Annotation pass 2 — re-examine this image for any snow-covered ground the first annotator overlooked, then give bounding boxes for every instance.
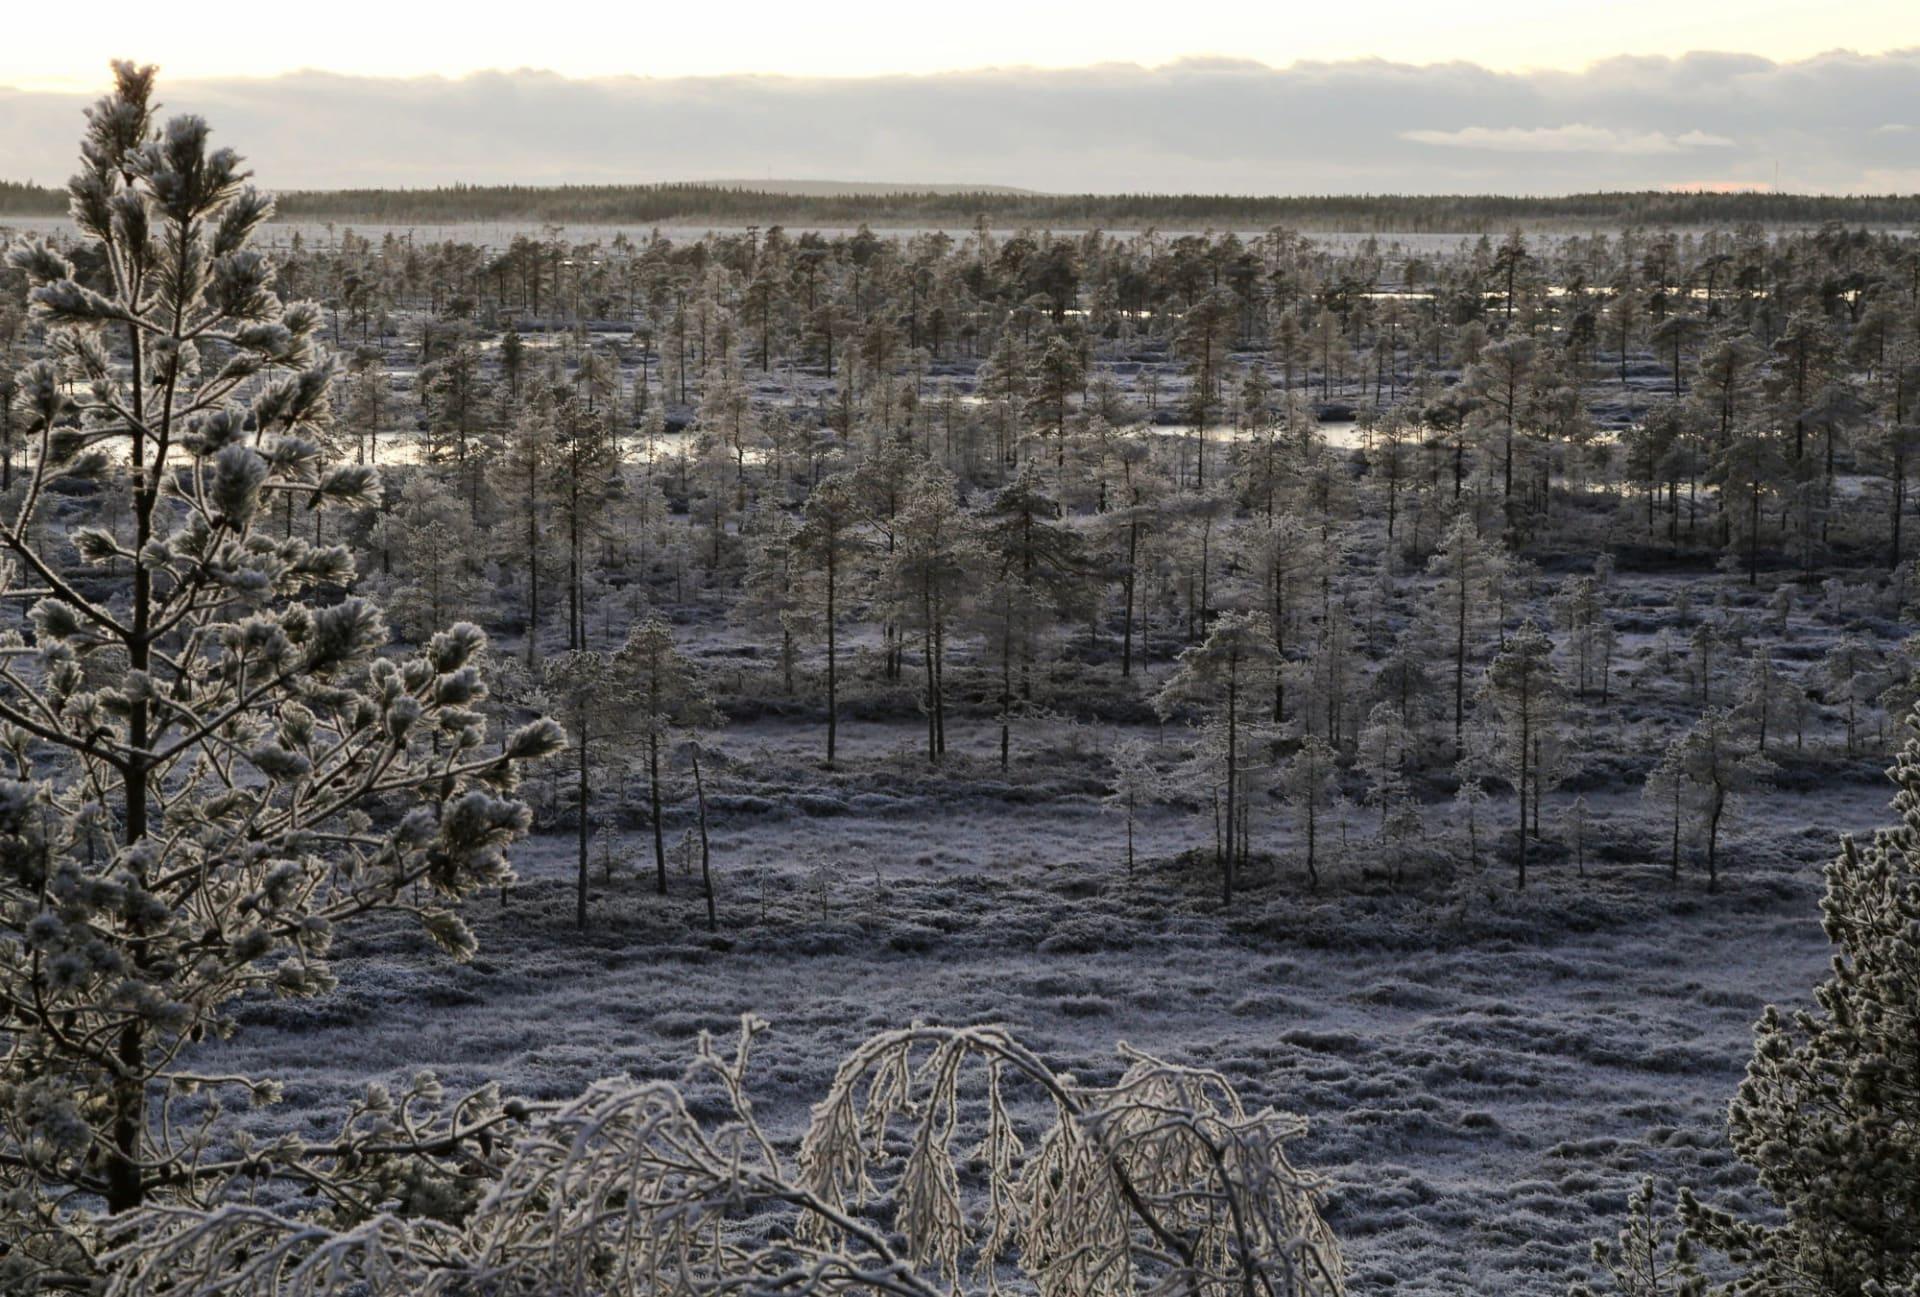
[200,687,1887,1292]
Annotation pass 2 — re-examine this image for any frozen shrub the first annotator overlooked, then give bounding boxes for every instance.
[99,1021,1347,1297]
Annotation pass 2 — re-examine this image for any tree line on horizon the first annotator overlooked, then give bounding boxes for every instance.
[3,176,1919,230]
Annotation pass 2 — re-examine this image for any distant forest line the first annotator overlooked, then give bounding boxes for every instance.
[2,179,1918,231]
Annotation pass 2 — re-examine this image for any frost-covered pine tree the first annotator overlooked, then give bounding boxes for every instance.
[1103,734,1162,876]
[546,389,620,650]
[615,615,716,894]
[540,648,630,928]
[793,472,863,766]
[1482,621,1562,888]
[1425,512,1503,754]
[487,386,559,665]
[977,466,1085,704]
[884,465,974,764]
[1562,793,1593,879]
[1689,617,1727,706]
[1356,700,1413,832]
[1371,627,1443,757]
[379,471,481,640]
[1378,796,1426,888]
[1644,732,1692,883]
[1667,708,1770,891]
[1156,610,1275,903]
[1572,1177,1702,1297]
[1820,633,1883,757]
[733,502,804,694]
[1451,755,1497,867]
[1295,596,1362,749]
[1673,719,1920,1294]
[1551,572,1612,700]
[970,574,1050,770]
[1730,646,1798,754]
[1280,732,1340,887]
[0,63,562,1277]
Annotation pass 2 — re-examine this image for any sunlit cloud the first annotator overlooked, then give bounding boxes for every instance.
[1665,179,1773,192]
[1403,125,1735,154]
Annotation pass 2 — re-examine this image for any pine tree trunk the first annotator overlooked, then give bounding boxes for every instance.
[923,582,937,764]
[1516,682,1531,890]
[693,747,715,931]
[576,729,590,930]
[1000,606,1013,771]
[825,544,838,767]
[1305,792,1318,887]
[1454,574,1468,755]
[106,317,166,1214]
[1223,654,1238,906]
[650,733,667,895]
[526,476,540,668]
[1707,794,1722,892]
[1671,784,1683,883]
[933,603,946,757]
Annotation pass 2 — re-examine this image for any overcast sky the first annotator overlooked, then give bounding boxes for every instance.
[1,1,1916,195]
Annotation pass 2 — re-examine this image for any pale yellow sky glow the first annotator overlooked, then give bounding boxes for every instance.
[3,0,1917,89]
